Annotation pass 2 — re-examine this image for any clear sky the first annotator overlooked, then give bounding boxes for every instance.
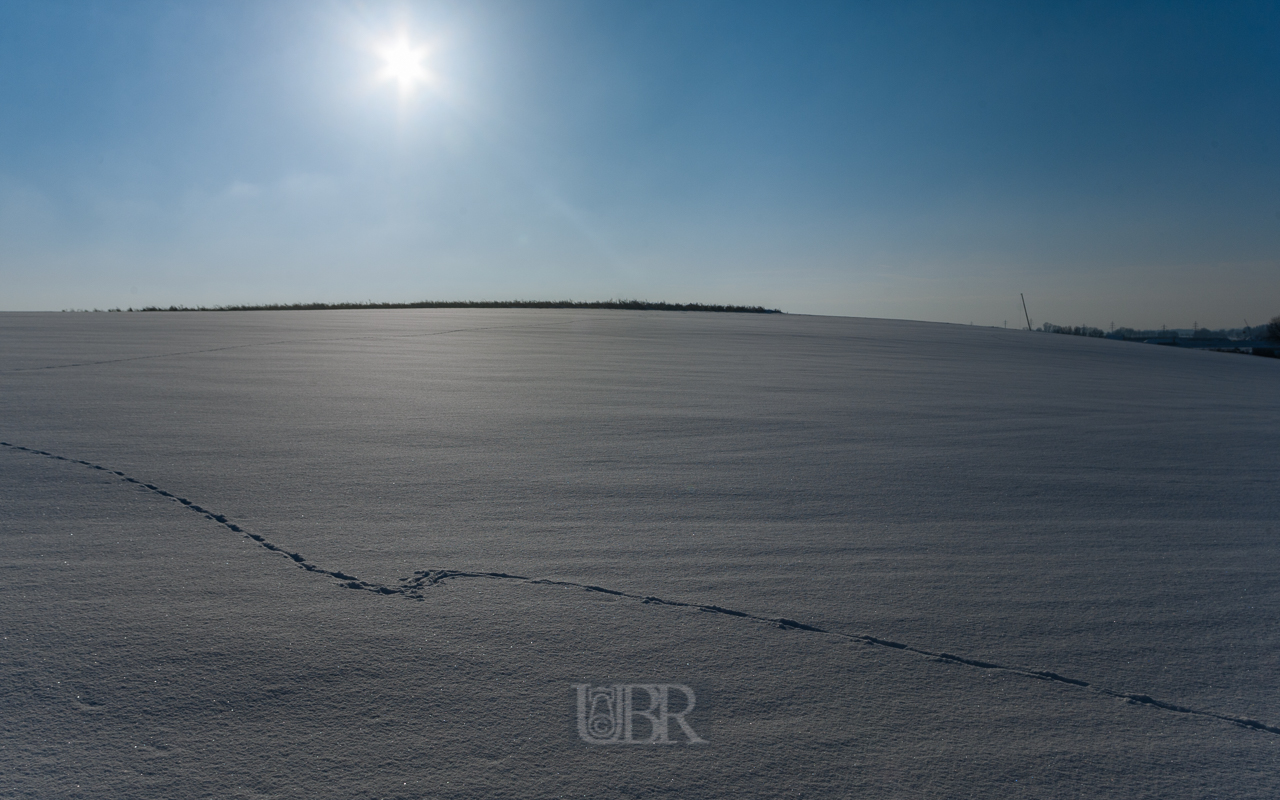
[1,1,1277,327]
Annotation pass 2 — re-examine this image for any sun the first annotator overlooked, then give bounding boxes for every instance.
[375,33,433,95]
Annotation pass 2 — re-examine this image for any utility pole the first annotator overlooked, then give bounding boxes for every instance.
[1021,293,1032,331]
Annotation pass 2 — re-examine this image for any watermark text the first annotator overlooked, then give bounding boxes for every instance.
[575,684,706,744]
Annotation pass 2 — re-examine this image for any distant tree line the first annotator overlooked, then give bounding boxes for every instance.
[1032,315,1279,358]
[1040,323,1107,337]
[1037,315,1280,342]
[127,299,783,314]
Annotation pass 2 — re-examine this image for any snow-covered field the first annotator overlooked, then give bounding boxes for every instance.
[2,309,1277,799]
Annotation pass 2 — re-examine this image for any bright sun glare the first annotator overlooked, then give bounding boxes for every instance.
[375,33,432,95]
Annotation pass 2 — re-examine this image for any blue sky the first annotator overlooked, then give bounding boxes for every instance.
[1,0,1277,326]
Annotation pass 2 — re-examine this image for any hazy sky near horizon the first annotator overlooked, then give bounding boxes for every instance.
[1,1,1278,327]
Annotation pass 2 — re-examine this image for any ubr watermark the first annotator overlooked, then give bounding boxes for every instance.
[575,684,706,744]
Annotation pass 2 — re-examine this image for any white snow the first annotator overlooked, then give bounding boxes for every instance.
[2,309,1277,798]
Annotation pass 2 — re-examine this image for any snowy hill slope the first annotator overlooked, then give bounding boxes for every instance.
[3,309,1277,798]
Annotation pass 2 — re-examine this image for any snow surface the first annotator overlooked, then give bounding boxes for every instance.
[2,309,1277,798]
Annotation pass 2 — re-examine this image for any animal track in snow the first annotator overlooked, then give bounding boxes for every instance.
[4,440,1277,737]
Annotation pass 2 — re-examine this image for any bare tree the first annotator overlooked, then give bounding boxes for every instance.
[1266,315,1280,341]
